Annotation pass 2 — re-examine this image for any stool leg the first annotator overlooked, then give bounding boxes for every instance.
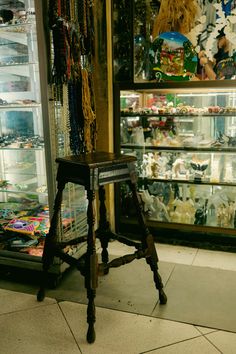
[145,235,167,305]
[128,180,167,304]
[98,186,109,263]
[85,189,98,343]
[37,181,65,302]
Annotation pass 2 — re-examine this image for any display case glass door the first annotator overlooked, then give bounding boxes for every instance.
[0,1,87,268]
[115,82,236,248]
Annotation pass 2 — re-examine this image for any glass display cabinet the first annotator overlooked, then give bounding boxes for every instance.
[112,1,236,248]
[114,81,236,247]
[0,1,87,278]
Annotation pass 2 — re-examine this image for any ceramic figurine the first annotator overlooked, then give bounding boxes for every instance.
[130,126,145,145]
[140,190,155,214]
[194,207,207,225]
[149,196,170,221]
[172,158,186,178]
[190,157,209,181]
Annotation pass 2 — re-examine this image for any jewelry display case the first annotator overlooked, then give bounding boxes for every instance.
[0,1,87,278]
[114,81,236,247]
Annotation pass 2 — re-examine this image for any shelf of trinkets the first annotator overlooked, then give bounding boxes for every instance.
[0,184,47,195]
[121,147,236,185]
[0,100,40,107]
[118,180,236,230]
[121,107,236,116]
[121,117,236,148]
[136,182,236,229]
[0,22,34,31]
[0,135,44,148]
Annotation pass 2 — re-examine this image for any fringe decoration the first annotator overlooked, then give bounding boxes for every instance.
[81,68,96,153]
[152,0,200,38]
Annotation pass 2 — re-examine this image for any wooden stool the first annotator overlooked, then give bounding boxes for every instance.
[37,151,167,343]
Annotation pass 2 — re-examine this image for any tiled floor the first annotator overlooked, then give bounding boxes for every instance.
[1,241,236,353]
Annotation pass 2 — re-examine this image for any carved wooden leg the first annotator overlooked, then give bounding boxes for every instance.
[128,180,167,304]
[37,181,65,302]
[145,235,167,305]
[85,189,98,343]
[98,186,109,263]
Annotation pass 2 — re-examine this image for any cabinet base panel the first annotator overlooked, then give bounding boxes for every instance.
[117,222,236,252]
[0,242,87,286]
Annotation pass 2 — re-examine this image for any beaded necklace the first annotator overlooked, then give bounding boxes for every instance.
[48,0,97,155]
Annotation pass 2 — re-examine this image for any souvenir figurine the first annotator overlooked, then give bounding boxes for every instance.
[130,126,145,145]
[172,158,186,178]
[172,182,180,199]
[141,153,153,177]
[170,198,196,224]
[211,131,226,147]
[149,196,170,222]
[140,189,155,215]
[120,122,130,144]
[190,157,209,181]
[194,207,207,225]
[226,135,236,147]
[216,202,235,228]
[198,28,236,80]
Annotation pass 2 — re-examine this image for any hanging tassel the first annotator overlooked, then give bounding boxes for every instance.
[81,68,96,152]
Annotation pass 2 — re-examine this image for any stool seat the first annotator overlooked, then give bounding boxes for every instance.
[55,151,137,189]
[37,151,167,344]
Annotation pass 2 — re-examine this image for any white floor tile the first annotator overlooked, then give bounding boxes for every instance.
[0,288,56,315]
[147,336,220,354]
[155,243,198,265]
[59,301,200,354]
[104,240,137,256]
[193,249,236,271]
[0,303,80,354]
[206,330,236,353]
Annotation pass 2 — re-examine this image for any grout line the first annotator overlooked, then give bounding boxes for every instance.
[0,301,57,317]
[162,262,176,288]
[138,334,205,354]
[195,326,219,336]
[192,248,200,265]
[203,333,224,353]
[58,302,83,354]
